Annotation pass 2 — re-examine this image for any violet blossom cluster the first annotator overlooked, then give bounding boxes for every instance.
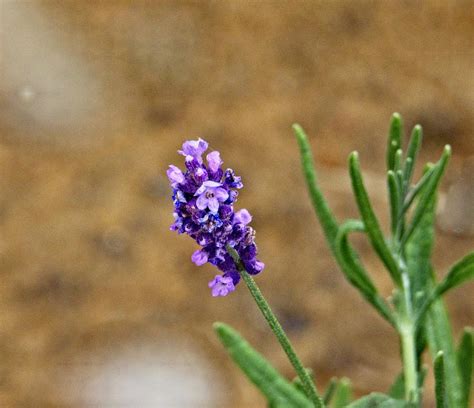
[167,138,264,297]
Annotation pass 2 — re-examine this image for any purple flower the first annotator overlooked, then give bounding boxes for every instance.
[234,209,252,225]
[207,151,223,173]
[195,181,229,213]
[208,275,235,297]
[179,138,208,162]
[168,138,264,296]
[167,165,185,185]
[192,249,208,266]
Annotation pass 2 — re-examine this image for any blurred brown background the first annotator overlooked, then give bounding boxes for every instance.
[0,1,473,407]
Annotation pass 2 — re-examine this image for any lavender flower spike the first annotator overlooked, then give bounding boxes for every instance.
[168,138,265,296]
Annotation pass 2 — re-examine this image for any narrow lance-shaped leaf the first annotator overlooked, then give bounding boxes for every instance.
[293,125,396,327]
[349,151,402,286]
[388,373,405,400]
[387,112,403,171]
[403,125,423,194]
[436,252,474,297]
[293,124,339,253]
[425,292,464,407]
[213,323,313,407]
[346,393,408,407]
[323,378,338,406]
[331,378,353,408]
[402,163,435,215]
[394,149,404,173]
[434,351,447,408]
[402,145,451,245]
[335,220,395,326]
[387,170,401,236]
[417,252,474,324]
[456,328,473,408]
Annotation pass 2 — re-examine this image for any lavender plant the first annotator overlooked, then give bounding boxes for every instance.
[168,114,473,407]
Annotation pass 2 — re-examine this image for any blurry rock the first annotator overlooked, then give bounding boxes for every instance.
[59,336,228,407]
[0,1,141,147]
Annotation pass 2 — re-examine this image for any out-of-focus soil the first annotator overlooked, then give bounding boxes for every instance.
[0,1,473,407]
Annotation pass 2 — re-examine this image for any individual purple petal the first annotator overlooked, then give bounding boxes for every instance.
[234,209,252,225]
[196,194,209,210]
[207,151,223,173]
[213,187,229,201]
[208,275,235,297]
[208,197,219,213]
[167,165,185,185]
[192,249,208,266]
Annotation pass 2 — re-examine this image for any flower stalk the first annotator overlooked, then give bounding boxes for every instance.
[227,246,324,408]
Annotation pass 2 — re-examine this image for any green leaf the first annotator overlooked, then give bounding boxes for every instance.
[335,220,395,325]
[402,125,423,194]
[387,170,401,236]
[346,392,409,407]
[402,145,451,245]
[425,296,464,407]
[434,351,447,408]
[405,180,437,306]
[349,151,401,286]
[388,373,405,400]
[323,378,338,405]
[293,125,397,325]
[403,173,463,407]
[293,125,395,327]
[293,124,340,254]
[402,163,435,214]
[387,113,403,172]
[331,377,352,408]
[394,149,403,173]
[214,322,313,407]
[457,328,473,408]
[436,252,474,297]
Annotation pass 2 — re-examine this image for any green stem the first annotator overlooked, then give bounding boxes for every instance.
[228,247,324,408]
[400,273,419,404]
[401,324,418,403]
